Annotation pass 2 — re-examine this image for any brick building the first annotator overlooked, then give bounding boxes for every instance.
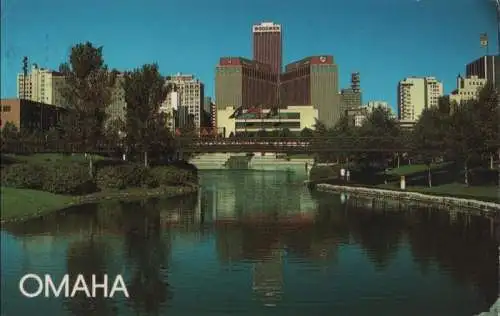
[215,57,279,110]
[280,55,341,127]
[0,99,66,131]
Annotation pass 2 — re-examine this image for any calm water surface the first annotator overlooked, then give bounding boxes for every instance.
[1,168,498,316]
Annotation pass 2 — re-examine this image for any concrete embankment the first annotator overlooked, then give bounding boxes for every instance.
[316,183,500,214]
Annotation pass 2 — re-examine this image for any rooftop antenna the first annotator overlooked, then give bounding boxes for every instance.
[22,56,28,99]
[44,33,49,67]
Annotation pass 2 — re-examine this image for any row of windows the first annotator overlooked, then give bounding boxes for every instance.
[311,65,337,72]
[236,112,300,120]
[2,105,11,112]
[235,121,301,129]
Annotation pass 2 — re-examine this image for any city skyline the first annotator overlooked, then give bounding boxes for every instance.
[1,0,497,112]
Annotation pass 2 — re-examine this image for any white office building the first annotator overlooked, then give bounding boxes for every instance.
[17,64,66,106]
[449,75,487,106]
[164,73,204,130]
[160,90,180,132]
[397,76,443,122]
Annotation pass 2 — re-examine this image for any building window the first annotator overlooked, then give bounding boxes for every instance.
[2,105,11,112]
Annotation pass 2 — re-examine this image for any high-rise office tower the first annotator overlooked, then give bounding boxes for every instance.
[252,22,282,74]
[465,55,499,91]
[280,55,341,127]
[215,57,279,110]
[397,76,443,122]
[165,73,204,129]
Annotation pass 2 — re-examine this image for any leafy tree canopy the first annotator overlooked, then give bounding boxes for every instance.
[122,63,170,154]
[58,42,117,151]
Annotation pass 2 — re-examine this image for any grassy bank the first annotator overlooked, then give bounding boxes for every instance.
[309,163,499,203]
[375,182,499,203]
[1,153,199,223]
[1,185,197,223]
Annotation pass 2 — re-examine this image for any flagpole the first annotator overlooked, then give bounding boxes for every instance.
[496,0,500,54]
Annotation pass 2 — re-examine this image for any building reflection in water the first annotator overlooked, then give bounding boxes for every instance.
[1,170,498,316]
[252,244,284,307]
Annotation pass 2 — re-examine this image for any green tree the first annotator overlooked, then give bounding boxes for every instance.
[104,117,126,158]
[412,107,449,187]
[122,64,170,166]
[331,115,358,166]
[256,129,269,138]
[0,122,20,153]
[357,107,400,172]
[59,42,117,176]
[472,83,499,169]
[300,127,314,138]
[311,119,335,163]
[446,100,482,186]
[279,127,292,138]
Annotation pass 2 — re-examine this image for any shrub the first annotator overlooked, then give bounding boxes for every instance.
[41,162,96,194]
[1,162,96,194]
[96,164,150,190]
[469,167,499,186]
[309,165,338,182]
[152,166,195,186]
[1,163,45,189]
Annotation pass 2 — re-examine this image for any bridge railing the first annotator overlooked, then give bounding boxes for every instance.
[1,136,498,154]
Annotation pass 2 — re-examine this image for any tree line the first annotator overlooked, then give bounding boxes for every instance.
[310,84,499,187]
[1,42,190,174]
[1,41,498,185]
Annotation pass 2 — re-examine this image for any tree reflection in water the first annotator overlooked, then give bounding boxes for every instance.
[121,199,172,316]
[2,187,497,314]
[63,203,118,316]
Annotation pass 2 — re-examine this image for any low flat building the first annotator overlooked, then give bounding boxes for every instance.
[397,119,417,131]
[0,98,66,131]
[345,107,368,127]
[217,105,318,137]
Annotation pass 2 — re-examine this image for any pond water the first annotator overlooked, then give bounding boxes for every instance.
[1,169,498,315]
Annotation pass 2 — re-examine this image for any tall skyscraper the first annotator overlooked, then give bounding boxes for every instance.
[252,22,282,74]
[17,64,66,106]
[280,55,341,127]
[215,57,278,110]
[397,76,443,122]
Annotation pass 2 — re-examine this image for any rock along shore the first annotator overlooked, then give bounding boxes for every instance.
[316,183,500,214]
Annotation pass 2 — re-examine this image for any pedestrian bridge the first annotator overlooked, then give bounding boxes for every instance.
[178,136,412,153]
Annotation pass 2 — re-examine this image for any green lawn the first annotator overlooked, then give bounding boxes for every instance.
[385,163,450,177]
[1,187,74,221]
[376,182,499,203]
[2,153,106,165]
[0,185,198,223]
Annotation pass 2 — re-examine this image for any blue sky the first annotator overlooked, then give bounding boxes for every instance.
[0,0,497,110]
